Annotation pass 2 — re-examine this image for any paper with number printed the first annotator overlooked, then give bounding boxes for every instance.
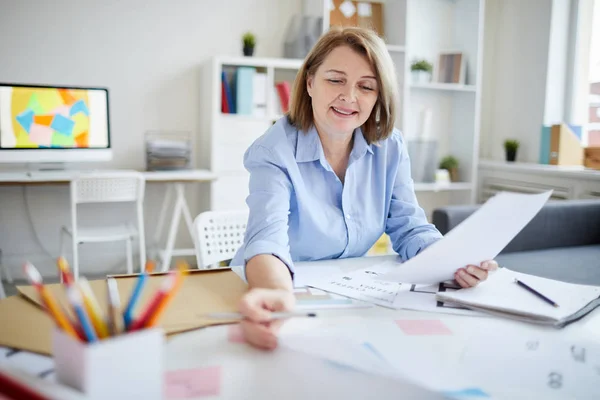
[379,191,552,284]
[461,334,600,399]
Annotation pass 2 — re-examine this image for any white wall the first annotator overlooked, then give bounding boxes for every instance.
[480,0,553,162]
[0,0,301,278]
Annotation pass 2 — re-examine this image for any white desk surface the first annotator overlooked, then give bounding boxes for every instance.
[0,169,217,184]
[1,255,599,399]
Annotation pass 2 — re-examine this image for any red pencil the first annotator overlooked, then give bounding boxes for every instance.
[128,272,176,331]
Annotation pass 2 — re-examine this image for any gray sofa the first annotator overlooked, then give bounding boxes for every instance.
[432,199,600,285]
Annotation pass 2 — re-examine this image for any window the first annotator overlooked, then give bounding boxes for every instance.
[588,0,600,145]
[568,0,600,147]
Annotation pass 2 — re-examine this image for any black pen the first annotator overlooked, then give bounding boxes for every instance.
[514,279,559,308]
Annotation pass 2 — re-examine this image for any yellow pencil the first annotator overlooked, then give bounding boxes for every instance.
[78,278,110,339]
[145,263,188,328]
[23,262,80,341]
[57,256,74,285]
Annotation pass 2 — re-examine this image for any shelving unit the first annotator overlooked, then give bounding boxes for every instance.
[199,56,305,211]
[410,83,477,92]
[200,0,485,215]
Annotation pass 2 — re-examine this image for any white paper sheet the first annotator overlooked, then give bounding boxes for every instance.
[380,191,553,284]
[308,262,484,316]
[293,264,342,288]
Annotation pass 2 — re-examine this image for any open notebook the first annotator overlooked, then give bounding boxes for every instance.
[436,268,600,327]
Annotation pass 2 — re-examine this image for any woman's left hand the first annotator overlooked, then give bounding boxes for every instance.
[454,260,499,288]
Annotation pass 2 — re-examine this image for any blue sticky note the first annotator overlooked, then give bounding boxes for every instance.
[16,109,34,132]
[50,114,75,136]
[69,99,90,116]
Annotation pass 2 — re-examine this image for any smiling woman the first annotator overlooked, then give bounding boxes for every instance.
[230,26,498,350]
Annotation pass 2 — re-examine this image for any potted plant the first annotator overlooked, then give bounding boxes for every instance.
[411,59,433,84]
[242,32,256,56]
[439,155,459,182]
[504,139,520,162]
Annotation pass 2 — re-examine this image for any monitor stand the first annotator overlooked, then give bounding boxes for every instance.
[26,162,67,172]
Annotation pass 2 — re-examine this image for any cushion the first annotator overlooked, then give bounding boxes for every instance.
[495,245,600,285]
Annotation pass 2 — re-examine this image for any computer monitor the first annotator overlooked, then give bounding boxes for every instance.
[0,82,112,164]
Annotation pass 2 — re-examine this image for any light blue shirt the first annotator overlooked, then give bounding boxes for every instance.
[231,117,442,276]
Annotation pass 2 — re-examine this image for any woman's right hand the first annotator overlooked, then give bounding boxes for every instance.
[238,288,296,350]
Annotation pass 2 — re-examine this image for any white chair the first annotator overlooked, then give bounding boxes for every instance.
[59,172,146,280]
[193,210,249,269]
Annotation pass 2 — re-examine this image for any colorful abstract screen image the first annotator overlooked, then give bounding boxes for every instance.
[0,84,109,149]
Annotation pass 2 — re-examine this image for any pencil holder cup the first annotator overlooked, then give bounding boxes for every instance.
[52,327,164,400]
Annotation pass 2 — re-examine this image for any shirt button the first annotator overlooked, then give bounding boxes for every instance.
[345,214,351,220]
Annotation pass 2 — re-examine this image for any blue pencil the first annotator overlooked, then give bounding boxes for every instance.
[67,286,98,343]
[123,273,148,329]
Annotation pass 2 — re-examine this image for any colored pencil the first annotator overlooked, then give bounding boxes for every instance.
[145,260,156,273]
[22,262,80,341]
[106,277,124,336]
[144,267,187,328]
[67,285,98,343]
[123,271,149,329]
[128,272,177,331]
[78,278,110,339]
[205,311,317,320]
[56,256,74,285]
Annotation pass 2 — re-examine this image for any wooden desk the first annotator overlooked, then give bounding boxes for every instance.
[0,255,598,399]
[0,169,217,275]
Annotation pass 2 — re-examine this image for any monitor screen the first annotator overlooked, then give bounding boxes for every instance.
[0,83,110,152]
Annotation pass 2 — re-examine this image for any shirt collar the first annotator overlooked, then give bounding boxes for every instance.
[295,124,324,163]
[295,125,374,163]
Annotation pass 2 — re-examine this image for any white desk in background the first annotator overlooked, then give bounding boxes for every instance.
[1,255,599,399]
[142,170,217,271]
[0,169,217,272]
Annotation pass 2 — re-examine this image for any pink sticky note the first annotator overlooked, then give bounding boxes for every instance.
[227,324,246,343]
[396,319,452,336]
[29,123,54,147]
[165,366,221,399]
[52,105,70,117]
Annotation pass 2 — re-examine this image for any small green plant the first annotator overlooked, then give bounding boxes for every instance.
[439,155,459,171]
[411,59,433,73]
[242,32,256,49]
[504,139,520,151]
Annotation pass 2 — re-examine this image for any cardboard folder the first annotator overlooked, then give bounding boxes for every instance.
[0,269,248,355]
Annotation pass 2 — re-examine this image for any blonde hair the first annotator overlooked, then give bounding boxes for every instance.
[288,26,399,144]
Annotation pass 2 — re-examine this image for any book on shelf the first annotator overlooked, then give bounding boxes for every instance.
[220,66,271,117]
[539,123,583,165]
[275,81,291,114]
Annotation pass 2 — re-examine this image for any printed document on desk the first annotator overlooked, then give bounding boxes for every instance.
[379,191,552,284]
[307,262,484,316]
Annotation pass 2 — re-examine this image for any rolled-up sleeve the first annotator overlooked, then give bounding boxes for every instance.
[242,144,295,276]
[385,135,443,261]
